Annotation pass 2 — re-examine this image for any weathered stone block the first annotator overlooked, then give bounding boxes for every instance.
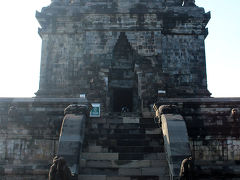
[150,160,168,167]
[78,175,107,180]
[144,153,166,160]
[88,145,107,153]
[106,176,131,180]
[113,160,151,168]
[141,167,168,176]
[118,168,141,176]
[122,117,139,123]
[145,128,162,135]
[82,153,119,160]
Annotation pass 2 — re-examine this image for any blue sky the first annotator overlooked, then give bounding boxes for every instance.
[196,0,240,97]
[0,0,239,97]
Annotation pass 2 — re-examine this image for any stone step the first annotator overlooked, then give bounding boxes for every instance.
[79,167,169,176]
[90,117,156,124]
[82,153,119,161]
[107,113,140,117]
[85,128,162,135]
[80,160,168,169]
[116,139,162,146]
[90,117,141,124]
[84,139,163,148]
[86,128,145,134]
[140,118,157,124]
[85,133,162,140]
[83,145,164,153]
[78,175,170,180]
[87,123,159,129]
[118,153,144,160]
[86,123,160,130]
[108,146,164,153]
[81,153,166,161]
[81,114,168,179]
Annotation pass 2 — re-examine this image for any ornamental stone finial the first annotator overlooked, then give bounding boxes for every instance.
[64,104,93,116]
[182,0,196,7]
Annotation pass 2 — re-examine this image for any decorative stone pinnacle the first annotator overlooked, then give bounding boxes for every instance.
[64,104,93,116]
[182,0,196,7]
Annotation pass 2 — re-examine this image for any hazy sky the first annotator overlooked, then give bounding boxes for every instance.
[0,0,239,97]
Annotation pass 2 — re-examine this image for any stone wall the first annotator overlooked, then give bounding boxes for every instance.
[0,98,75,179]
[156,98,240,177]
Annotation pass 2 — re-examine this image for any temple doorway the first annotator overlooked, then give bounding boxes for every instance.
[113,88,133,112]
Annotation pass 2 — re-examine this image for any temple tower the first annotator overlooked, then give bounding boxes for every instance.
[36,0,210,113]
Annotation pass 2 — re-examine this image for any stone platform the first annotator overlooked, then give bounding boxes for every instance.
[1,97,240,179]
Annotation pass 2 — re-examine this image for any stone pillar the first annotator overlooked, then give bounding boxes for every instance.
[57,104,92,177]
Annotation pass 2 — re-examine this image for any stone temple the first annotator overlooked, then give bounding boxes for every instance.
[0,0,240,179]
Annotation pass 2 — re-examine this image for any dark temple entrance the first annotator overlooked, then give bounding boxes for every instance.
[113,88,133,112]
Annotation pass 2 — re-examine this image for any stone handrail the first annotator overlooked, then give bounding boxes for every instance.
[155,105,191,180]
[57,104,92,178]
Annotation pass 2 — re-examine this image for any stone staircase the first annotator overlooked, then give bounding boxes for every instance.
[79,113,169,180]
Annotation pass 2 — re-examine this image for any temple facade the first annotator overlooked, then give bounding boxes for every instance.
[2,1,240,180]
